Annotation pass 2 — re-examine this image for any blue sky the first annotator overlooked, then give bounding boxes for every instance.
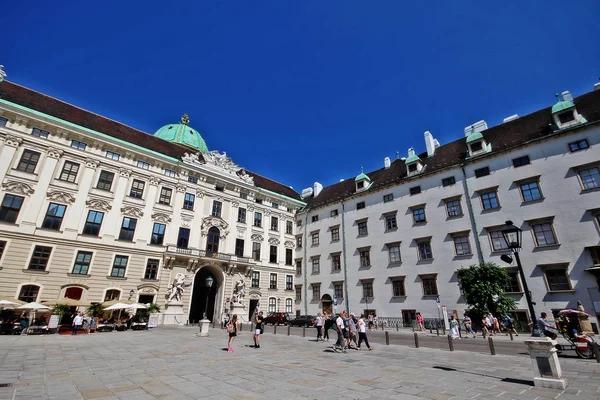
[3,1,599,193]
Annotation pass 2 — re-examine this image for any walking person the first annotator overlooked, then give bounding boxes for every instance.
[357,314,373,350]
[416,312,424,331]
[334,311,347,353]
[367,313,374,331]
[253,311,264,348]
[537,312,557,340]
[493,315,501,335]
[314,312,324,342]
[72,312,84,335]
[373,313,378,331]
[481,314,491,337]
[323,312,331,341]
[449,315,460,339]
[227,314,239,352]
[463,313,476,338]
[505,314,518,336]
[348,313,358,349]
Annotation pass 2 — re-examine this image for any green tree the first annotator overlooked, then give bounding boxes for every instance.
[86,303,104,317]
[456,262,516,316]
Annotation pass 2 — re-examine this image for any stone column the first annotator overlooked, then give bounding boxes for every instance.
[524,338,568,389]
[62,158,100,238]
[99,168,131,240]
[0,135,22,184]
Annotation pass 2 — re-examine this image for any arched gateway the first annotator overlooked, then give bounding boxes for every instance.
[188,266,221,324]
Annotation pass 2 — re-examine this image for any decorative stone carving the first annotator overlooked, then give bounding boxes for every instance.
[182,152,201,164]
[0,65,6,83]
[4,135,22,148]
[151,212,172,223]
[284,240,295,249]
[176,184,187,193]
[247,205,255,211]
[231,274,246,305]
[165,273,192,304]
[239,170,254,184]
[2,181,34,195]
[268,237,280,245]
[121,206,144,218]
[251,233,263,242]
[196,190,206,198]
[46,147,63,159]
[86,198,112,211]
[85,158,100,170]
[119,168,132,178]
[231,200,240,207]
[149,176,161,186]
[47,190,76,204]
[181,217,193,227]
[201,216,229,239]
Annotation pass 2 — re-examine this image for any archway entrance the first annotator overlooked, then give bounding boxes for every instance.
[321,294,333,316]
[189,268,219,324]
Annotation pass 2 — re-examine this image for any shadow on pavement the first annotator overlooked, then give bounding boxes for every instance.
[432,365,534,386]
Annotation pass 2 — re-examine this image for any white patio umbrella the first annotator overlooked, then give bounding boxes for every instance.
[0,299,19,306]
[127,303,147,310]
[18,302,50,329]
[104,303,136,325]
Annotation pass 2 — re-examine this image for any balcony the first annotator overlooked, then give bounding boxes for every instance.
[165,246,252,264]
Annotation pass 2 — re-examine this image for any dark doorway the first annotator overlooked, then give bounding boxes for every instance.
[189,268,218,324]
[402,309,416,327]
[249,299,259,320]
[206,227,220,254]
[138,294,154,305]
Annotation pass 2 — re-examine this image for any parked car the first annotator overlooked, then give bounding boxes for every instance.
[262,312,290,325]
[289,315,317,327]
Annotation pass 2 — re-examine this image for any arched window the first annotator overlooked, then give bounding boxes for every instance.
[104,289,121,302]
[64,287,83,300]
[206,227,220,253]
[285,298,293,313]
[18,285,40,303]
[268,297,276,313]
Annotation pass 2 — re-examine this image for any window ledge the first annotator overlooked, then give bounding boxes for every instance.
[505,291,524,295]
[67,273,91,278]
[268,288,278,291]
[446,214,464,220]
[453,254,473,259]
[22,269,49,274]
[270,230,279,233]
[140,279,159,282]
[357,234,369,238]
[311,272,321,275]
[392,296,407,299]
[285,289,294,291]
[422,295,439,298]
[490,249,510,254]
[481,207,502,213]
[581,187,600,194]
[106,276,127,280]
[330,239,340,243]
[417,258,434,264]
[385,228,398,233]
[388,262,403,266]
[547,290,575,294]
[522,198,545,205]
[331,269,342,273]
[413,221,427,226]
[533,244,561,251]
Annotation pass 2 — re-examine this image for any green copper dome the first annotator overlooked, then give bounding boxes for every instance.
[551,94,575,114]
[466,126,484,143]
[154,114,209,153]
[355,167,370,182]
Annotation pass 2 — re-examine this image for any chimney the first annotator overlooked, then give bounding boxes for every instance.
[503,114,519,123]
[407,147,415,157]
[313,182,323,197]
[464,120,488,137]
[594,83,600,91]
[561,90,573,102]
[301,187,314,199]
[433,139,440,149]
[424,131,437,157]
[384,157,391,169]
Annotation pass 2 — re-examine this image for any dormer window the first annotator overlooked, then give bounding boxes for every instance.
[465,126,490,157]
[357,181,364,189]
[405,148,423,176]
[355,167,372,192]
[470,141,483,153]
[558,111,575,124]
[408,164,417,173]
[551,92,587,130]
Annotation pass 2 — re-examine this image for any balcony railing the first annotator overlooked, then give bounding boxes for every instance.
[166,246,251,264]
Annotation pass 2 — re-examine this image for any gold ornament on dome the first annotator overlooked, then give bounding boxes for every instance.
[181,114,190,125]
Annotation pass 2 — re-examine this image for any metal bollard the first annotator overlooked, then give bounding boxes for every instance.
[458,325,462,338]
[442,325,446,335]
[382,323,385,332]
[302,327,306,337]
[274,325,277,335]
[482,330,487,339]
[414,332,420,348]
[397,323,399,332]
[430,326,433,334]
[592,342,600,363]
[448,335,454,351]
[287,325,291,336]
[436,326,439,336]
[240,323,243,332]
[509,331,514,341]
[212,320,215,329]
[488,336,496,355]
[385,331,389,345]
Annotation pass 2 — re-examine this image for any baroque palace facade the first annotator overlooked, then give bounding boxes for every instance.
[296,85,600,329]
[0,78,305,324]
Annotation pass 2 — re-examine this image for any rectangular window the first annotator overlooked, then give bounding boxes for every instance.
[544,268,571,292]
[489,230,508,251]
[312,258,320,274]
[269,245,277,263]
[383,193,394,202]
[512,155,530,168]
[17,150,40,173]
[164,168,176,178]
[357,181,364,189]
[412,207,426,223]
[235,238,244,257]
[252,242,261,261]
[296,260,302,275]
[297,220,303,227]
[408,164,417,173]
[270,216,278,231]
[118,217,137,241]
[532,222,557,247]
[97,170,115,191]
[409,186,421,195]
[331,209,339,217]
[0,117,8,127]
[188,175,198,184]
[254,212,262,227]
[362,282,373,298]
[111,255,129,277]
[59,161,80,183]
[311,215,318,222]
[268,298,276,312]
[28,245,52,271]
[211,201,222,217]
[0,194,24,223]
[183,193,195,210]
[42,203,66,230]
[286,275,293,290]
[151,223,166,245]
[558,111,575,124]
[72,251,93,275]
[252,271,260,288]
[296,235,302,248]
[453,235,472,255]
[285,248,293,266]
[579,167,600,190]
[417,241,433,260]
[83,210,104,236]
[137,160,150,170]
[470,142,483,153]
[480,191,499,210]
[331,227,339,241]
[106,151,120,161]
[520,181,542,202]
[312,284,320,301]
[311,232,319,245]
[255,198,263,204]
[358,221,368,236]
[215,183,225,192]
[445,199,463,217]
[0,240,6,261]
[31,127,49,138]
[392,280,406,297]
[129,179,145,199]
[144,259,160,280]
[568,139,589,152]
[359,249,371,267]
[270,273,278,289]
[19,285,39,303]
[177,227,190,248]
[331,253,341,271]
[71,140,87,150]
[296,286,302,300]
[237,208,246,223]
[286,220,293,235]
[504,271,521,293]
[475,167,490,178]
[239,192,248,199]
[442,176,456,187]
[158,187,172,205]
[422,277,438,296]
[357,202,365,210]
[388,244,401,264]
[385,214,397,230]
[272,202,279,209]
[334,283,343,299]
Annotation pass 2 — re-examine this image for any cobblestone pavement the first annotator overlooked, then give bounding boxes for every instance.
[0,326,599,400]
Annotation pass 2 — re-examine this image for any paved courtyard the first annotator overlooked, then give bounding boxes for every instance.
[0,326,599,400]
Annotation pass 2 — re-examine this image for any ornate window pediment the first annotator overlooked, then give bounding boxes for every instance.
[201,216,229,238]
[251,233,263,242]
[121,206,144,218]
[47,190,76,204]
[183,150,255,185]
[2,181,35,195]
[86,198,112,211]
[152,212,172,223]
[284,240,296,249]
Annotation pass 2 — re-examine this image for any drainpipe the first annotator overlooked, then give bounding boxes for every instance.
[460,164,484,264]
[302,212,309,315]
[341,201,350,313]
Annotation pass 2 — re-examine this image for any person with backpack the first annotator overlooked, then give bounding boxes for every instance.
[227,314,238,352]
[253,311,264,348]
[314,312,324,342]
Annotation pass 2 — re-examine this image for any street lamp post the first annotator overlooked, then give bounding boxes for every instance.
[202,276,214,320]
[501,220,541,337]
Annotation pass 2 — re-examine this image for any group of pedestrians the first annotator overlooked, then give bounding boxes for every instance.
[313,311,374,352]
[226,311,265,352]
